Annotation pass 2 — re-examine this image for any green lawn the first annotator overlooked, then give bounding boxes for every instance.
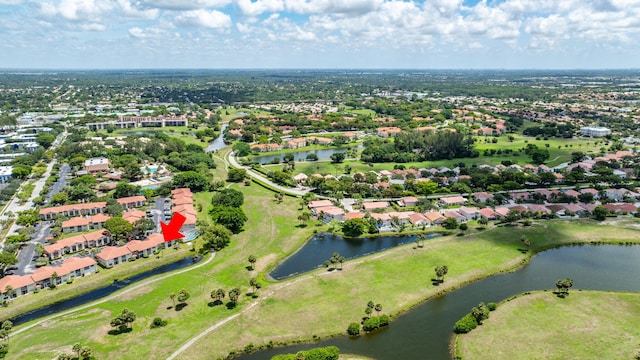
[455,291,640,360]
[9,212,640,359]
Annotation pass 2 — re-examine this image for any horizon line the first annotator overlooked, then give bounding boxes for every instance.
[1,67,640,72]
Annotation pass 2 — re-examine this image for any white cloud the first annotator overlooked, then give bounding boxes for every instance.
[284,0,383,15]
[116,0,159,19]
[0,0,23,5]
[56,0,113,21]
[174,9,232,28]
[140,0,232,10]
[236,0,284,17]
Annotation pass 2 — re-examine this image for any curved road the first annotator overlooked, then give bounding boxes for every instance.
[226,151,310,197]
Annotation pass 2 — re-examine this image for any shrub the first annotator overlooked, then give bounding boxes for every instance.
[487,302,497,311]
[66,278,73,284]
[347,322,360,336]
[150,317,168,329]
[453,313,478,334]
[362,316,381,332]
[378,314,390,327]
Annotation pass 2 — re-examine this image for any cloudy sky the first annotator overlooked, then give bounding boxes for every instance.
[1,0,639,69]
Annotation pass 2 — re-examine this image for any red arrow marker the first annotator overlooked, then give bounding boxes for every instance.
[160,212,186,242]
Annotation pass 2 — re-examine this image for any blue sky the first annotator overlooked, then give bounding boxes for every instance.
[1,0,639,69]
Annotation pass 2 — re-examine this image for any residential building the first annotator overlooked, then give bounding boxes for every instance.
[362,201,389,211]
[443,211,467,223]
[398,196,418,207]
[61,214,111,233]
[424,211,446,225]
[95,246,133,268]
[127,234,164,258]
[369,213,392,228]
[84,157,110,173]
[458,206,480,220]
[440,196,466,206]
[39,202,107,220]
[408,213,429,226]
[473,192,494,203]
[116,195,146,209]
[44,230,112,259]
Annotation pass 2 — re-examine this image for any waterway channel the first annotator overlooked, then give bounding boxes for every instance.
[241,244,640,360]
[269,232,442,280]
[206,123,229,153]
[247,145,363,164]
[5,255,202,326]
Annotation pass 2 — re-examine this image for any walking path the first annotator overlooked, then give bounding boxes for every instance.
[12,252,216,337]
[226,151,310,197]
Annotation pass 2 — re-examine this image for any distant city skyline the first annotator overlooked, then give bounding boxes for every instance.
[1,0,639,69]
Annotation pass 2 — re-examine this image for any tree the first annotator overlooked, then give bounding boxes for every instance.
[471,303,490,325]
[347,322,360,336]
[79,346,92,360]
[172,171,210,192]
[110,308,137,332]
[104,216,133,242]
[459,223,468,231]
[212,189,244,207]
[443,217,458,230]
[341,218,367,237]
[114,182,139,198]
[72,343,82,359]
[133,218,155,237]
[227,168,246,182]
[249,277,261,295]
[330,152,345,163]
[477,217,489,226]
[36,132,55,149]
[592,205,608,221]
[520,235,531,248]
[199,223,233,251]
[374,303,382,315]
[209,206,247,233]
[0,321,11,342]
[555,277,574,296]
[248,255,257,270]
[0,343,7,359]
[50,271,59,288]
[12,164,32,179]
[122,163,143,181]
[177,289,190,305]
[50,192,68,205]
[228,287,241,306]
[211,288,225,305]
[434,265,449,283]
[169,292,176,307]
[232,142,251,157]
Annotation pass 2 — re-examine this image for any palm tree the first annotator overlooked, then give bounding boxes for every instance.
[338,256,345,270]
[419,234,426,248]
[80,346,93,360]
[211,288,225,304]
[228,287,241,305]
[50,272,59,288]
[169,292,176,307]
[249,278,261,295]
[72,343,82,359]
[248,255,257,270]
[375,303,382,316]
[435,265,449,283]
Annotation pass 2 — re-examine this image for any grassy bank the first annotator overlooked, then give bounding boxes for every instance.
[7,196,640,359]
[455,290,640,360]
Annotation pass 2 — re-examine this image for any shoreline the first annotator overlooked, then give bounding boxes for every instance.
[229,221,640,359]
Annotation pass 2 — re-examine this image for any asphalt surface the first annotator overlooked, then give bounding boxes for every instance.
[44,163,70,203]
[153,198,171,232]
[15,223,52,276]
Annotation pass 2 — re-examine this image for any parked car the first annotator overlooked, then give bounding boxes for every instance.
[6,266,18,271]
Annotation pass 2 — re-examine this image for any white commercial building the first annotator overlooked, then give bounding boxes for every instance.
[580,126,611,138]
[0,165,13,183]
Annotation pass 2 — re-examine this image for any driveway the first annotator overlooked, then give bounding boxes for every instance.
[15,223,51,275]
[153,198,171,232]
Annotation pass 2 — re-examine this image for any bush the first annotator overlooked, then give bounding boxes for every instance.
[273,346,340,360]
[66,278,74,284]
[347,322,360,336]
[150,317,168,329]
[487,302,497,311]
[379,314,390,327]
[453,313,478,334]
[362,316,380,332]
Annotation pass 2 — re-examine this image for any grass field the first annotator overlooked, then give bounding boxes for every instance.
[93,126,212,148]
[9,212,640,359]
[455,291,640,360]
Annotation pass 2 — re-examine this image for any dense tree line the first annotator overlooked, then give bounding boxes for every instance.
[361,131,477,163]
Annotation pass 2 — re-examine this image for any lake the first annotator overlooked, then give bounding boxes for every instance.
[269,232,443,280]
[248,146,363,165]
[241,244,640,360]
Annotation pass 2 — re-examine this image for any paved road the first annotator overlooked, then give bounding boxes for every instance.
[44,163,70,203]
[153,198,171,232]
[226,151,310,197]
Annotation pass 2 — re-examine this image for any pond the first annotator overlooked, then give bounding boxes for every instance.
[5,255,203,326]
[269,232,443,280]
[240,244,640,360]
[247,145,363,165]
[206,123,229,153]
